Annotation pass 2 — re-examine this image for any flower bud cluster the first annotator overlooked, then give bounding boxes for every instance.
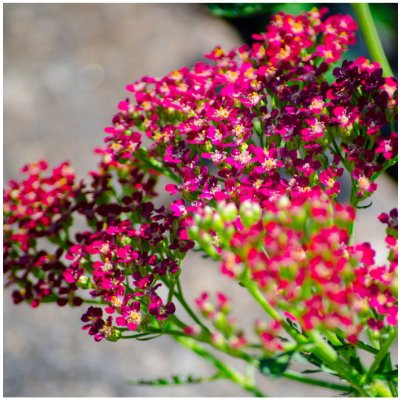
[193,292,247,350]
[188,188,397,342]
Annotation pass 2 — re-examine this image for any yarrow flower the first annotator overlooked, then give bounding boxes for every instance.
[3,161,83,308]
[3,7,398,396]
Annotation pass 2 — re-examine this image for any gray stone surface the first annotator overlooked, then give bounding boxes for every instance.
[3,3,397,397]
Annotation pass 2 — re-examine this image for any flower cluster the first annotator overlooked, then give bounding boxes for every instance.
[64,211,186,338]
[101,9,396,216]
[3,161,83,307]
[188,188,397,342]
[189,291,247,350]
[3,7,398,361]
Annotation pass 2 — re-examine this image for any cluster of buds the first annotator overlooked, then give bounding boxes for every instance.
[190,292,247,350]
[188,188,397,342]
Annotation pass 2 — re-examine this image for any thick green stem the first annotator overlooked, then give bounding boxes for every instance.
[352,3,393,77]
[309,331,369,396]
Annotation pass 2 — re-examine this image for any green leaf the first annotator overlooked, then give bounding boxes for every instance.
[374,353,397,379]
[129,372,222,387]
[298,351,323,368]
[32,267,46,280]
[348,355,365,374]
[374,368,398,379]
[271,4,314,15]
[301,369,322,374]
[356,201,373,209]
[253,118,263,136]
[208,3,271,18]
[136,333,163,341]
[259,352,292,378]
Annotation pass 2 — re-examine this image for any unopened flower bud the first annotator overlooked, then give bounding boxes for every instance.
[120,236,132,246]
[217,315,235,336]
[239,201,261,228]
[277,195,290,209]
[77,275,91,289]
[220,203,238,222]
[106,328,122,342]
[198,232,219,259]
[211,331,225,347]
[211,213,224,232]
[187,225,200,241]
[204,140,213,152]
[255,319,268,334]
[369,381,392,397]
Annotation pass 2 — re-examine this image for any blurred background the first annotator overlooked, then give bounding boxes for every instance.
[3,3,398,397]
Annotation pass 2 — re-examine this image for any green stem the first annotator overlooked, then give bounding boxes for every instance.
[323,330,343,347]
[371,155,398,182]
[136,148,181,183]
[81,298,104,305]
[328,131,345,163]
[169,314,190,330]
[365,328,398,382]
[179,328,354,394]
[348,178,358,243]
[175,336,267,397]
[309,331,369,396]
[121,332,162,340]
[244,280,369,396]
[174,280,211,334]
[283,370,353,393]
[352,3,393,77]
[243,279,306,344]
[125,324,358,394]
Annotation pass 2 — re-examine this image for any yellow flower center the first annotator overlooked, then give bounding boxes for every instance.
[127,311,142,326]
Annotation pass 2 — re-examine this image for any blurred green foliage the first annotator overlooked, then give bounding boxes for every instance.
[207,3,397,75]
[208,3,313,17]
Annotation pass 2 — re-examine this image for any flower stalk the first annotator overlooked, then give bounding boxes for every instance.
[353,3,393,77]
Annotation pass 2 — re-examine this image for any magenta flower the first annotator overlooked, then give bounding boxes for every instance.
[376,132,397,160]
[116,301,142,331]
[81,307,116,342]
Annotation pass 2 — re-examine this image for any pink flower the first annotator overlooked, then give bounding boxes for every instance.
[116,302,142,331]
